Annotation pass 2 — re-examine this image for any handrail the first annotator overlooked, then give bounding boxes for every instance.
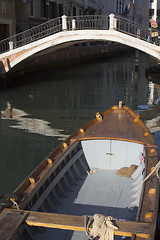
[67,15,109,31]
[116,16,149,40]
[0,17,62,54]
[0,14,158,54]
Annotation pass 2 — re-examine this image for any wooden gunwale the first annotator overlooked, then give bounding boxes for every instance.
[132,146,160,240]
[77,137,153,146]
[13,140,80,209]
[29,149,84,211]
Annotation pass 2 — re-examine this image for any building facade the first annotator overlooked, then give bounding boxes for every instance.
[0,0,16,40]
[133,0,150,27]
[101,0,150,27]
[1,1,160,38]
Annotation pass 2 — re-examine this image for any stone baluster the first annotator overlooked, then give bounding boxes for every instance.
[114,18,117,30]
[9,41,13,51]
[109,14,116,30]
[61,15,67,31]
[72,19,76,30]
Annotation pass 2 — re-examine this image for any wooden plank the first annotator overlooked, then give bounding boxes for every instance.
[0,209,28,240]
[3,208,151,239]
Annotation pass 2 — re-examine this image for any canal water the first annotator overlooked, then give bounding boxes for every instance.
[0,50,160,194]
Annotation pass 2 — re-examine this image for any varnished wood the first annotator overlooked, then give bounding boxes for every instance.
[2,208,151,239]
[13,140,80,209]
[74,106,155,145]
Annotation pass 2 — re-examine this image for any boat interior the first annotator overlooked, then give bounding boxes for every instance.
[21,139,145,240]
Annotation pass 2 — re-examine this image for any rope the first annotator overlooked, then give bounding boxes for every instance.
[10,199,19,209]
[139,145,160,182]
[143,161,160,183]
[141,145,160,182]
[85,215,94,239]
[85,214,118,240]
[139,160,160,202]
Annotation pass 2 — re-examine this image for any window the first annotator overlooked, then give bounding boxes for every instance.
[30,0,34,17]
[73,7,76,16]
[49,2,54,18]
[65,5,67,15]
[41,0,45,17]
[58,4,63,17]
[0,24,9,40]
[149,9,154,16]
[117,0,124,14]
[41,0,49,18]
[138,16,143,24]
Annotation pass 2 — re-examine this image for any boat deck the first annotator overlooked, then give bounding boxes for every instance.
[34,170,138,240]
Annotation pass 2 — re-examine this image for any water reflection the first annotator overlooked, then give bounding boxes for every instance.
[1,102,28,119]
[1,102,68,140]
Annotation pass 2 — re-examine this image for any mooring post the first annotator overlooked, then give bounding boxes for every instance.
[9,41,13,50]
[109,14,115,30]
[72,19,76,30]
[61,15,67,31]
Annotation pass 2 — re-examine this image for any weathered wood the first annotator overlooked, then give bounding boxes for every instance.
[0,209,28,240]
[3,208,151,239]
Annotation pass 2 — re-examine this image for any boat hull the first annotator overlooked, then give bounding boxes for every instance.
[0,105,159,240]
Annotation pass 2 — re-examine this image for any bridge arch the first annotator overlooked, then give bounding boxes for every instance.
[0,14,160,73]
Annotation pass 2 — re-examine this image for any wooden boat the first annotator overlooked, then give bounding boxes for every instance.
[0,103,159,240]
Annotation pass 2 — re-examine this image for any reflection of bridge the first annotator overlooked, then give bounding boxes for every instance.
[0,14,160,74]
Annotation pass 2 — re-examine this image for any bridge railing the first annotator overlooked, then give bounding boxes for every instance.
[116,16,149,40]
[67,15,109,30]
[0,14,158,55]
[0,17,62,54]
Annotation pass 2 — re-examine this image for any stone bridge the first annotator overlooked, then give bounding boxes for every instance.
[0,14,160,75]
